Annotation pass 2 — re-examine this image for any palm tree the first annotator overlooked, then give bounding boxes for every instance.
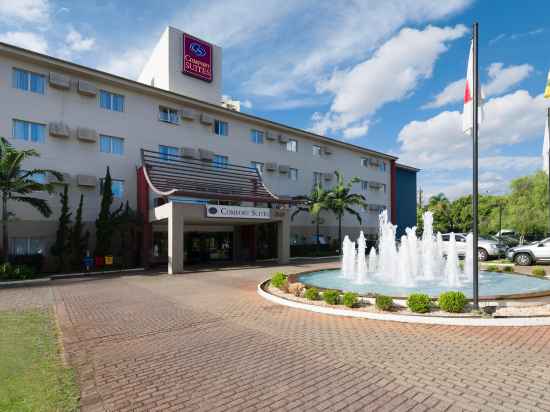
[325,170,367,252]
[0,138,62,262]
[292,184,328,250]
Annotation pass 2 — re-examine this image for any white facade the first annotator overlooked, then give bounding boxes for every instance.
[0,29,396,259]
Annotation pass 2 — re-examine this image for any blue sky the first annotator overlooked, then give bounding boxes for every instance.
[1,0,549,199]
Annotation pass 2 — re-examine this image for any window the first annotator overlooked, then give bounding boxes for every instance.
[369,182,386,193]
[213,155,228,168]
[9,237,44,255]
[251,161,264,173]
[100,135,124,155]
[312,145,322,156]
[289,168,298,181]
[159,145,179,160]
[286,139,297,152]
[361,157,368,168]
[361,180,369,192]
[13,68,45,94]
[361,156,386,172]
[159,106,179,124]
[12,120,45,143]
[101,178,125,198]
[379,161,386,172]
[214,120,229,136]
[99,90,124,112]
[313,172,323,187]
[250,129,264,144]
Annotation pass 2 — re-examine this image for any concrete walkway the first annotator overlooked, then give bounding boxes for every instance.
[3,260,550,411]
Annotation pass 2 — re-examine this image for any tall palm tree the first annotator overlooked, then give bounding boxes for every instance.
[0,138,62,262]
[292,184,328,249]
[325,170,367,252]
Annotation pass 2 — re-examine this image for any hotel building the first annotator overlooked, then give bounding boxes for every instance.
[0,26,417,273]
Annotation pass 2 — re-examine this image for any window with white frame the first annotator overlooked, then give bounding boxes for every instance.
[289,168,298,181]
[250,129,264,144]
[12,119,45,143]
[159,106,179,124]
[12,68,45,94]
[361,180,369,192]
[159,145,179,160]
[286,139,297,152]
[251,161,264,173]
[214,120,229,136]
[312,145,322,156]
[10,237,45,255]
[361,157,368,168]
[213,155,228,168]
[100,135,124,155]
[100,178,125,198]
[99,90,125,112]
[313,171,323,187]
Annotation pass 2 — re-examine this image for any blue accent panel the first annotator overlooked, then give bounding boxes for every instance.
[395,167,417,238]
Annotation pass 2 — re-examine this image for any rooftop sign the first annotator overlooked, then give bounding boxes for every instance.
[182,33,212,82]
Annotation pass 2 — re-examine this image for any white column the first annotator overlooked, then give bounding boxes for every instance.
[168,203,185,274]
[277,213,290,264]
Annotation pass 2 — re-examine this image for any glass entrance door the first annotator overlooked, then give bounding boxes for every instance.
[184,231,233,264]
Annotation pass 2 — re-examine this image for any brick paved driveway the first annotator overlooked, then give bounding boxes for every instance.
[3,260,550,411]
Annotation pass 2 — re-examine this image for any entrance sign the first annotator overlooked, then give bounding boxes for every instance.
[183,33,213,82]
[206,205,271,219]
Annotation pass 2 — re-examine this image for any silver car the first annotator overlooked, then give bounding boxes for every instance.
[506,238,550,266]
[441,233,507,261]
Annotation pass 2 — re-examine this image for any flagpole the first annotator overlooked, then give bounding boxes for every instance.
[472,22,479,310]
[547,107,550,236]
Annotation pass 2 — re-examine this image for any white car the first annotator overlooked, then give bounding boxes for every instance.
[441,233,507,261]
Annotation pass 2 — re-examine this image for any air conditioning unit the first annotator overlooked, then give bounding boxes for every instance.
[77,80,97,97]
[278,134,288,143]
[199,148,214,161]
[76,174,97,187]
[180,108,195,121]
[48,122,70,138]
[278,164,290,174]
[181,147,198,159]
[323,146,332,155]
[200,113,214,125]
[49,72,71,90]
[265,131,276,141]
[265,162,277,172]
[76,127,98,142]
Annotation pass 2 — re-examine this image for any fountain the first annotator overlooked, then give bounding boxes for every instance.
[298,210,550,298]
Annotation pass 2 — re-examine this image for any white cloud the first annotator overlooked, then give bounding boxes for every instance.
[0,31,47,53]
[423,62,533,109]
[489,28,544,45]
[311,24,467,136]
[241,99,253,109]
[0,0,50,24]
[98,48,151,79]
[342,122,370,140]
[65,28,95,52]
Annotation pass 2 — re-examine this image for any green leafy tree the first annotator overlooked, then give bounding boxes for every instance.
[114,201,141,267]
[95,167,115,256]
[427,193,454,233]
[0,138,62,262]
[70,193,89,270]
[50,185,71,271]
[291,184,328,250]
[325,170,367,251]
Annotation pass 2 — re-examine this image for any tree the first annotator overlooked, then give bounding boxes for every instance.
[113,201,140,267]
[0,138,62,262]
[325,170,367,251]
[95,167,115,256]
[70,193,89,270]
[427,193,454,233]
[50,185,71,271]
[291,184,328,250]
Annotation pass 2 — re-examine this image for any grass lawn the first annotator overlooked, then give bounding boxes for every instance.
[0,310,79,411]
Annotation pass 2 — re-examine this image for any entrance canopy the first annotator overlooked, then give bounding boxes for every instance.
[141,149,290,203]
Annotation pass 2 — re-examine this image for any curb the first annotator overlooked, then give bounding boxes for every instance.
[257,281,550,327]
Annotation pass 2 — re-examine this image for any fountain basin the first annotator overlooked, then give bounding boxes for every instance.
[292,269,550,300]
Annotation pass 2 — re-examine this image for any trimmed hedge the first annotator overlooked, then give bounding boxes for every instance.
[375,295,393,311]
[407,293,431,313]
[322,290,340,305]
[342,292,359,308]
[0,263,35,281]
[304,288,320,300]
[271,272,287,288]
[438,291,467,313]
[532,267,546,277]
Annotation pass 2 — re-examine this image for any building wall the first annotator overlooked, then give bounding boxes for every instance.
[0,46,397,255]
[395,166,418,238]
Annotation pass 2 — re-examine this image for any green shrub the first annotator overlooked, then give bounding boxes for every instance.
[486,265,498,272]
[532,267,546,277]
[304,288,320,300]
[375,295,393,311]
[495,266,503,273]
[0,263,34,281]
[503,266,513,273]
[322,290,340,305]
[438,291,467,313]
[342,292,359,308]
[271,272,287,288]
[407,293,431,313]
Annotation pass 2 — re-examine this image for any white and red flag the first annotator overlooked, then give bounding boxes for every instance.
[462,40,484,134]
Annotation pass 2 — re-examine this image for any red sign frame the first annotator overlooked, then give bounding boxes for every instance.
[182,33,213,83]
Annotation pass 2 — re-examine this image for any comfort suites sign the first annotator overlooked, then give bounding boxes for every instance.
[206,205,271,220]
[182,33,212,82]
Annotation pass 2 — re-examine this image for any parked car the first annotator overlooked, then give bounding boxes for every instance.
[441,233,507,261]
[506,238,550,266]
